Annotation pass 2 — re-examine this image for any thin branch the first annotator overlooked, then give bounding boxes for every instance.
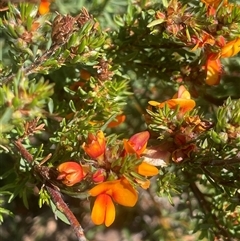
[202,156,240,167]
[189,181,232,240]
[14,140,33,163]
[14,137,88,241]
[1,45,58,85]
[45,185,87,241]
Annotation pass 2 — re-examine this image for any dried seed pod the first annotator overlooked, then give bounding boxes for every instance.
[95,59,113,81]
[51,14,75,45]
[76,7,92,27]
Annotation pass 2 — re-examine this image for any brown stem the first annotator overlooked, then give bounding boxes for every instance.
[1,45,58,85]
[45,185,87,241]
[202,156,240,167]
[14,139,33,163]
[189,181,231,240]
[14,138,88,241]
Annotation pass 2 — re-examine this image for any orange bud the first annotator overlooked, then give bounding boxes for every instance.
[82,131,106,163]
[92,169,106,183]
[57,161,84,186]
[123,131,150,156]
[39,0,51,15]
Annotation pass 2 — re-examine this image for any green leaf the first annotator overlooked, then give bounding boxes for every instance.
[147,19,165,28]
[49,199,70,225]
[69,100,76,112]
[48,98,54,114]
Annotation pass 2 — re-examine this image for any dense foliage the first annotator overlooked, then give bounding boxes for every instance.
[0,0,240,240]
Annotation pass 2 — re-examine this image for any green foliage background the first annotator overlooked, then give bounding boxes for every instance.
[0,0,240,240]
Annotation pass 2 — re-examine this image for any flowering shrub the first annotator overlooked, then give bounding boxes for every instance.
[0,0,240,240]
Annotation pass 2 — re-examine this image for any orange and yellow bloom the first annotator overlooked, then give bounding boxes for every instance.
[57,129,159,226]
[39,0,51,15]
[149,85,196,114]
[123,131,150,157]
[57,161,84,186]
[122,131,158,189]
[204,37,240,85]
[89,178,138,227]
[201,0,228,8]
[82,130,106,163]
[220,37,240,58]
[205,55,222,85]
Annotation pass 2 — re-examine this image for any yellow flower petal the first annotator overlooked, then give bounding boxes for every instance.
[221,37,240,58]
[148,100,161,106]
[91,193,115,227]
[149,86,196,114]
[167,99,196,112]
[205,58,222,85]
[112,178,138,207]
[89,178,138,207]
[137,162,159,176]
[104,195,116,227]
[89,180,115,197]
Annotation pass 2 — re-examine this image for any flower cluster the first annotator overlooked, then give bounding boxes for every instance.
[204,37,240,85]
[56,130,158,226]
[148,0,240,86]
[198,0,240,85]
[147,85,210,163]
[149,85,196,116]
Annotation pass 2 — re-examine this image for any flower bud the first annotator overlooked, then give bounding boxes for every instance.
[82,131,106,163]
[57,161,84,186]
[92,169,106,183]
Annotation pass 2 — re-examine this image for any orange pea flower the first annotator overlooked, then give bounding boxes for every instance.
[201,0,228,8]
[220,37,240,58]
[107,114,126,128]
[123,131,150,157]
[205,55,222,85]
[39,0,51,15]
[57,161,84,186]
[149,85,196,114]
[82,131,106,163]
[204,37,239,85]
[89,178,138,227]
[135,162,159,189]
